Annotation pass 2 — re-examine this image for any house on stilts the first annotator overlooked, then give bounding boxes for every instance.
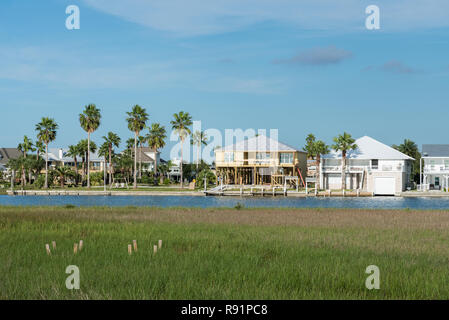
[214,135,307,188]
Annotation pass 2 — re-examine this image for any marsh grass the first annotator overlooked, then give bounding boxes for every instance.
[1,206,449,299]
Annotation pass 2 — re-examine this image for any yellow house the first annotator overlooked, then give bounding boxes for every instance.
[214,135,307,186]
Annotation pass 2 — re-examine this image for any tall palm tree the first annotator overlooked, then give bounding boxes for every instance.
[17,136,35,186]
[146,123,167,175]
[190,130,208,172]
[170,111,192,188]
[35,117,58,189]
[138,135,146,179]
[76,139,97,183]
[79,104,101,189]
[332,132,357,190]
[102,132,121,185]
[66,145,80,186]
[314,141,329,190]
[126,105,148,189]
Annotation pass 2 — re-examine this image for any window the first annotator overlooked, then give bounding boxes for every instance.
[256,153,270,160]
[224,152,234,163]
[371,159,378,169]
[280,153,293,164]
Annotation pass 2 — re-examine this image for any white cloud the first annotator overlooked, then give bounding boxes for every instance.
[83,0,449,36]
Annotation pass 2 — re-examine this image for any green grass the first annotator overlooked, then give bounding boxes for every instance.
[1,206,449,299]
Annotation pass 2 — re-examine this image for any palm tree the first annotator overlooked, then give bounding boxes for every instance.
[138,135,146,179]
[190,130,208,173]
[314,141,330,190]
[146,123,167,175]
[35,140,45,160]
[170,111,192,188]
[66,145,80,186]
[54,166,74,188]
[304,134,316,159]
[98,142,110,188]
[126,105,148,189]
[332,132,357,190]
[393,139,420,183]
[76,139,97,184]
[102,132,121,186]
[303,134,329,190]
[79,104,101,189]
[35,117,58,189]
[17,136,35,186]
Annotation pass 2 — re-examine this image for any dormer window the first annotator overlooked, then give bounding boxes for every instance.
[371,159,378,169]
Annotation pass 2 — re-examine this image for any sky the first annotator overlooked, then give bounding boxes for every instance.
[0,0,448,162]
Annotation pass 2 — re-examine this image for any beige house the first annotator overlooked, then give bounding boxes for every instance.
[214,135,307,186]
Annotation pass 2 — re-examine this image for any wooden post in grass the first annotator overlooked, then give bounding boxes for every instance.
[153,245,158,254]
[158,240,162,249]
[73,243,78,254]
[45,244,51,255]
[128,244,132,255]
[79,240,83,251]
[52,241,56,250]
[133,240,138,252]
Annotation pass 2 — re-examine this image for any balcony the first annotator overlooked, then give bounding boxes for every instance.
[424,166,449,174]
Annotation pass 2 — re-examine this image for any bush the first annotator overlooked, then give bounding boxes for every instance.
[90,172,105,186]
[163,178,171,185]
[196,169,216,188]
[34,174,53,189]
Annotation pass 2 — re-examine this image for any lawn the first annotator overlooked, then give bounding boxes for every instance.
[1,206,449,299]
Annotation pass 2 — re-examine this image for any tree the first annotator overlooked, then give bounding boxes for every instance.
[98,142,110,187]
[54,166,74,188]
[76,139,97,184]
[146,123,167,176]
[190,130,208,173]
[102,132,121,186]
[17,135,35,186]
[170,111,192,188]
[35,140,45,160]
[126,105,148,189]
[79,104,101,189]
[304,134,316,159]
[393,139,421,183]
[332,132,357,190]
[304,134,330,190]
[35,117,58,189]
[66,145,80,186]
[138,135,146,179]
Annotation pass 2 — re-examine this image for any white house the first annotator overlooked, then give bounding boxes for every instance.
[420,144,449,191]
[320,136,414,195]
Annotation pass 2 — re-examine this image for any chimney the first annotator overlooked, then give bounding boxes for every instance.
[59,148,63,160]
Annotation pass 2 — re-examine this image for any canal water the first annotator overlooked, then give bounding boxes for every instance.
[1,195,449,210]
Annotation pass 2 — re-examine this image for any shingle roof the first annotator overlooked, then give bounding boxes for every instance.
[218,135,303,152]
[322,136,414,160]
[0,148,22,165]
[422,144,449,157]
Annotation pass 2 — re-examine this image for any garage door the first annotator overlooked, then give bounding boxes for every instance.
[374,177,395,195]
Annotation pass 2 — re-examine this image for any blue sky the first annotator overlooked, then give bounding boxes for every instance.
[1,0,448,161]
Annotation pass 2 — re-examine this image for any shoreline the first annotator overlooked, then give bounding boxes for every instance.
[4,189,449,198]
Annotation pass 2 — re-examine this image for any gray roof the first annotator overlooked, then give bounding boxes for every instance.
[422,144,449,157]
[218,135,304,152]
[0,148,22,165]
[323,136,414,160]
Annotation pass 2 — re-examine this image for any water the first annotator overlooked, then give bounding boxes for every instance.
[1,195,449,210]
